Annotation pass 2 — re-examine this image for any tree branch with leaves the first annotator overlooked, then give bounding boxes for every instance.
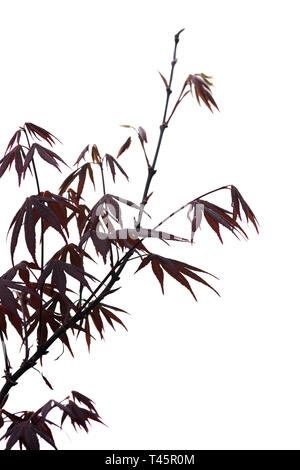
[0,30,258,450]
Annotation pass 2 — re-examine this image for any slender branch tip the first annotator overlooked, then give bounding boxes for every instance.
[175,28,185,41]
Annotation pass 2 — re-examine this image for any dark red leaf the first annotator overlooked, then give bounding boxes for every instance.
[91,144,101,164]
[24,203,37,263]
[0,145,26,184]
[42,374,53,390]
[9,193,79,264]
[117,136,131,158]
[185,74,219,112]
[37,260,97,296]
[60,400,104,431]
[151,258,164,293]
[190,199,248,243]
[5,129,22,154]
[59,163,96,198]
[23,143,68,177]
[71,391,97,413]
[9,204,26,263]
[0,302,22,337]
[136,254,219,299]
[1,413,57,450]
[105,154,129,182]
[0,277,38,318]
[158,72,169,89]
[138,126,147,144]
[33,199,68,243]
[230,185,259,233]
[52,243,94,268]
[86,303,127,343]
[25,122,61,147]
[74,145,89,166]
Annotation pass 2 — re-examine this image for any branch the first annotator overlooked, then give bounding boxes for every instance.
[153,185,229,230]
[0,329,11,380]
[18,294,30,361]
[99,159,114,270]
[23,129,45,346]
[0,29,186,407]
[135,29,184,230]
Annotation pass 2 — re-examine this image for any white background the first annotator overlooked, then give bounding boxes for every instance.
[0,0,299,450]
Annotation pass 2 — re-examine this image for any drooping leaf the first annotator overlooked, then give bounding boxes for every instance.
[158,71,169,89]
[0,277,38,316]
[0,145,26,185]
[51,243,94,268]
[85,193,148,234]
[8,193,79,264]
[71,391,98,413]
[136,253,219,299]
[105,154,129,182]
[59,163,96,198]
[119,125,149,166]
[87,194,123,230]
[0,302,22,338]
[74,204,91,235]
[36,260,98,296]
[5,129,22,154]
[91,144,101,164]
[24,202,37,262]
[79,230,112,264]
[24,122,61,147]
[230,185,259,233]
[42,374,53,390]
[117,136,131,158]
[28,307,74,354]
[137,126,147,145]
[40,191,72,237]
[73,145,89,166]
[189,199,247,243]
[60,400,104,432]
[66,188,84,206]
[1,410,57,450]
[185,73,219,112]
[32,393,104,436]
[84,303,127,344]
[150,257,165,294]
[2,261,38,286]
[3,421,41,450]
[23,144,68,177]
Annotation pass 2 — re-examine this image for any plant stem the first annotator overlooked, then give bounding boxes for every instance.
[0,329,11,379]
[0,30,185,406]
[18,294,30,360]
[153,185,230,230]
[135,29,184,230]
[99,161,114,269]
[23,129,45,346]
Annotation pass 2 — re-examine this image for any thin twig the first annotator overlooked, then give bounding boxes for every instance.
[23,129,45,346]
[0,30,186,405]
[166,90,190,125]
[0,329,11,379]
[99,160,114,270]
[18,294,30,361]
[135,29,184,230]
[153,185,229,230]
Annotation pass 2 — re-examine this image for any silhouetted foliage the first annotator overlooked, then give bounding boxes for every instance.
[0,30,258,450]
